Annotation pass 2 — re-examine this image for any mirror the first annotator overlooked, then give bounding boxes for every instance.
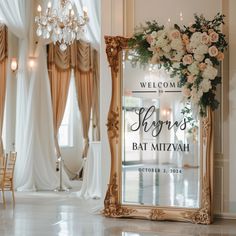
[122,50,201,208]
[104,36,213,225]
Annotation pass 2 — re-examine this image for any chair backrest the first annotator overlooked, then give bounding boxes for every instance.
[5,152,17,180]
[0,155,7,181]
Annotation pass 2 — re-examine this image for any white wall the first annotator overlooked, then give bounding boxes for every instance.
[134,0,221,26]
[229,0,236,213]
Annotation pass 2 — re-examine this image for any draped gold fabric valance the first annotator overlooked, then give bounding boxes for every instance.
[48,40,96,72]
[0,24,7,62]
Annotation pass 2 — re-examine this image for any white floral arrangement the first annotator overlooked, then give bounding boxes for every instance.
[128,14,227,116]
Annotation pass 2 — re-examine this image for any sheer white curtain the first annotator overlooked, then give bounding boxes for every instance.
[0,0,71,190]
[20,44,71,190]
[73,0,100,51]
[0,0,32,188]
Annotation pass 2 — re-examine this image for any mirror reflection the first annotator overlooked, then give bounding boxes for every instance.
[121,50,201,208]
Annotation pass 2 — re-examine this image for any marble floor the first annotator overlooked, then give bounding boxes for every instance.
[0,190,235,236]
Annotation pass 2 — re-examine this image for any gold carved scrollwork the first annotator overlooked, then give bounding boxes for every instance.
[202,108,212,144]
[105,36,129,73]
[150,209,166,221]
[104,173,136,217]
[183,175,211,224]
[106,108,119,139]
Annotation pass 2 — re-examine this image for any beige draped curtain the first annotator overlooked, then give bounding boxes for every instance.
[0,25,7,156]
[48,40,100,159]
[48,44,71,158]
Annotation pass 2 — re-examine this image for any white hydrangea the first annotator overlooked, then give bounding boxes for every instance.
[190,32,202,48]
[202,65,218,80]
[188,62,200,75]
[151,31,158,37]
[162,45,171,53]
[173,50,185,62]
[191,87,203,104]
[194,44,208,55]
[156,37,169,48]
[170,39,183,51]
[205,58,213,66]
[200,78,212,93]
[172,62,181,69]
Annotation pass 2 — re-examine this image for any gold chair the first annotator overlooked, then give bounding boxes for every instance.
[0,152,17,207]
[0,154,7,207]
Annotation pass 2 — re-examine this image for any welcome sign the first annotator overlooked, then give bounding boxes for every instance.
[121,53,200,208]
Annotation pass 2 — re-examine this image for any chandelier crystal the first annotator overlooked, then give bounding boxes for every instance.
[35,0,89,51]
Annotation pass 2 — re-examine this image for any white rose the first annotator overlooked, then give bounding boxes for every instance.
[200,78,212,93]
[194,53,205,62]
[194,44,208,55]
[188,62,200,75]
[202,65,218,80]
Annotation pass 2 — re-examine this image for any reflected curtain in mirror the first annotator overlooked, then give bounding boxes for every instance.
[0,25,7,156]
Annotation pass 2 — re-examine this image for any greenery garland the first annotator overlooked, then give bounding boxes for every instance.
[128,13,227,117]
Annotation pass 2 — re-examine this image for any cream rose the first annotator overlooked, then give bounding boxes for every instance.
[194,53,204,62]
[208,46,219,57]
[187,75,196,84]
[182,86,191,97]
[169,29,181,40]
[146,35,153,44]
[209,31,219,43]
[183,54,193,65]
[186,44,194,53]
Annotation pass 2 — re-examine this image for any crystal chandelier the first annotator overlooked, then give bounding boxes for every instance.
[35,0,89,51]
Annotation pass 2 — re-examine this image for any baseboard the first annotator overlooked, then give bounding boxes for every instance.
[214,212,236,219]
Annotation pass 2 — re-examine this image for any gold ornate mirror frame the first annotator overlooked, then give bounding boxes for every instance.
[104,36,214,224]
